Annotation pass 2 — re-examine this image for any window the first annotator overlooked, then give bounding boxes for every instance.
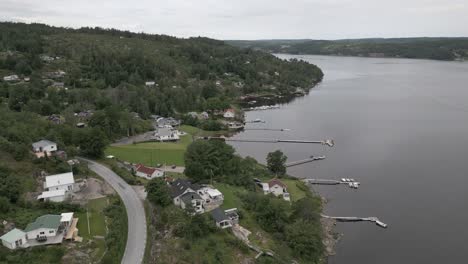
[49,230,54,234]
[40,232,44,235]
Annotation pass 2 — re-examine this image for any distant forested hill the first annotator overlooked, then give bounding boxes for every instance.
[227,38,468,61]
[0,22,322,117]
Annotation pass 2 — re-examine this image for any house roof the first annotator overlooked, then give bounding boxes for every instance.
[170,179,201,198]
[157,128,173,137]
[211,208,229,222]
[180,192,202,204]
[44,172,75,188]
[206,188,223,198]
[25,215,62,232]
[268,179,287,189]
[60,212,74,223]
[224,108,235,113]
[135,164,160,176]
[32,139,56,149]
[37,189,66,199]
[0,228,26,243]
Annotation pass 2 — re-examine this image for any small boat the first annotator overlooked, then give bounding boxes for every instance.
[341,178,346,182]
[348,182,353,187]
[350,178,355,182]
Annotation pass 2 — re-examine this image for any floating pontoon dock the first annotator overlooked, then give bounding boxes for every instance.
[321,214,388,228]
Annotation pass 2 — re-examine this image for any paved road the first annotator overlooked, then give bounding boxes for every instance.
[80,158,146,264]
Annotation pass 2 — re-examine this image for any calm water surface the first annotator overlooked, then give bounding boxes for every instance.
[229,55,468,264]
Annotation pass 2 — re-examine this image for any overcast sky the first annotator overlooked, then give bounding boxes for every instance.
[1,0,467,40]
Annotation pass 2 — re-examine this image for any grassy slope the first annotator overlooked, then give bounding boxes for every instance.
[76,197,108,240]
[105,134,191,166]
[104,125,218,166]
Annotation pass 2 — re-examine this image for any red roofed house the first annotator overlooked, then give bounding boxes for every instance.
[133,164,164,179]
[223,108,235,119]
[267,179,288,197]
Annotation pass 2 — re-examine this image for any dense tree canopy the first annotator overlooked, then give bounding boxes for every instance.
[266,150,287,176]
[146,178,172,207]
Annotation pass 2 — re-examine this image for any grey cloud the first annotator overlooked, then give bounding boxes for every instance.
[0,0,467,39]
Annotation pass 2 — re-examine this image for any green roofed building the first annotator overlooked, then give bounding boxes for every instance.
[0,228,27,250]
[24,214,62,240]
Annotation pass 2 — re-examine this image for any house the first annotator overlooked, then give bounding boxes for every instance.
[40,55,55,62]
[24,214,62,242]
[267,179,288,197]
[197,186,224,211]
[0,229,27,250]
[145,81,155,86]
[211,208,232,229]
[154,128,180,141]
[179,192,204,214]
[224,208,239,225]
[223,109,235,119]
[44,172,75,192]
[0,213,79,250]
[51,82,64,88]
[37,189,67,202]
[32,140,57,158]
[170,179,204,214]
[157,117,180,127]
[75,110,94,119]
[47,114,63,125]
[3,75,19,82]
[133,164,164,179]
[200,112,209,119]
[187,112,198,118]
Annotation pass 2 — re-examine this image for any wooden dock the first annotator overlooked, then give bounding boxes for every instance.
[201,137,335,147]
[286,156,325,167]
[321,214,388,228]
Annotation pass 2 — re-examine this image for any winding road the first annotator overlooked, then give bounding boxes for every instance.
[80,158,146,264]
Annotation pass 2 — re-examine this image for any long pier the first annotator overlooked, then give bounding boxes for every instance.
[244,128,291,131]
[201,137,335,147]
[285,156,325,167]
[321,214,388,228]
[303,178,361,189]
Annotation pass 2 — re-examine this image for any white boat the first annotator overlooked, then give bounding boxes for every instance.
[341,178,346,182]
[352,182,359,188]
[350,178,355,182]
[348,182,353,187]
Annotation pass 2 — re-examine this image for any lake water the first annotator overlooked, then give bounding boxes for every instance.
[229,55,468,264]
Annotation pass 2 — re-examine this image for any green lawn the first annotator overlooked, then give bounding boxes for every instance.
[282,179,307,202]
[105,134,192,166]
[77,197,108,240]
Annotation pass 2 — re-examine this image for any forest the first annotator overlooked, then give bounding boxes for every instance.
[227,38,468,60]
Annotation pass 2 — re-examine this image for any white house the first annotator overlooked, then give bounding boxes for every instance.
[0,229,27,250]
[0,213,79,250]
[24,215,62,241]
[179,192,204,214]
[267,179,288,197]
[170,179,205,214]
[134,164,164,179]
[154,128,180,141]
[197,186,224,211]
[211,208,232,229]
[32,140,57,158]
[44,172,75,192]
[37,189,68,202]
[3,75,19,82]
[200,112,209,119]
[223,109,235,119]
